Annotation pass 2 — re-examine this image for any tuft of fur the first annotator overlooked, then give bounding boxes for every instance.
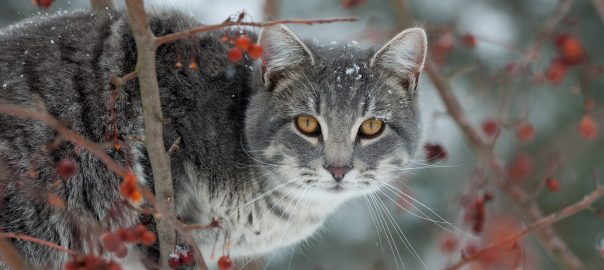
[0,9,426,269]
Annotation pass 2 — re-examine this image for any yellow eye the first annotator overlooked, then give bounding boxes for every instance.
[359,119,384,138]
[295,115,321,136]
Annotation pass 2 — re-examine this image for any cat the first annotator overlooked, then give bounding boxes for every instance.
[0,7,426,270]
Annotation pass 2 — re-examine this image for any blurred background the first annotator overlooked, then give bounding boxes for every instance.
[2,0,603,269]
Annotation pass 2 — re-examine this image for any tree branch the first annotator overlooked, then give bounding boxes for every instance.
[446,185,604,270]
[591,0,604,25]
[155,17,357,46]
[123,1,183,269]
[0,233,31,270]
[390,0,584,268]
[0,103,128,177]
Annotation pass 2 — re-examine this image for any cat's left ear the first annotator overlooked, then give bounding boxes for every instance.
[258,24,315,90]
[370,27,427,94]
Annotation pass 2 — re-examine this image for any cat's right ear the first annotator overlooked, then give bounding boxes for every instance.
[258,24,315,89]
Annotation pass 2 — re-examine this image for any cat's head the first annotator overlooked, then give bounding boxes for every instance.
[245,25,426,201]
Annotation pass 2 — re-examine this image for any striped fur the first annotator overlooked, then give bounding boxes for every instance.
[0,9,426,269]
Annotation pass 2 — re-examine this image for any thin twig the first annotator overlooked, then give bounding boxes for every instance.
[390,0,584,268]
[155,17,357,46]
[446,185,604,270]
[167,136,181,155]
[111,71,139,88]
[0,233,31,270]
[591,0,604,25]
[0,233,78,256]
[0,103,128,177]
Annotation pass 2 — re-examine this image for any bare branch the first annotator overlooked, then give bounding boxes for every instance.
[0,233,31,270]
[446,185,604,270]
[0,103,128,177]
[155,17,357,46]
[591,0,604,25]
[390,0,584,268]
[123,1,189,269]
[0,233,77,257]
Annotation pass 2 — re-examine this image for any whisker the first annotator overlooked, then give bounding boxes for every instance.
[230,176,301,210]
[362,194,386,257]
[375,179,473,239]
[369,193,405,270]
[376,188,454,231]
[374,195,430,270]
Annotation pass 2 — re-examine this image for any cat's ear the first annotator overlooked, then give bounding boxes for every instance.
[258,24,315,88]
[370,27,427,94]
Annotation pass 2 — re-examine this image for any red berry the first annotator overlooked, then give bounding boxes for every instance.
[341,0,366,8]
[117,228,138,242]
[235,35,251,51]
[439,234,459,254]
[462,34,476,48]
[106,262,122,270]
[114,244,128,258]
[481,118,499,137]
[228,48,243,62]
[168,255,182,269]
[433,32,455,64]
[35,0,54,9]
[507,154,534,181]
[101,232,121,252]
[247,44,263,60]
[515,121,535,142]
[546,58,567,85]
[181,250,195,266]
[578,115,598,140]
[546,177,560,192]
[217,255,233,270]
[56,158,76,178]
[140,231,156,246]
[423,143,448,164]
[554,34,586,65]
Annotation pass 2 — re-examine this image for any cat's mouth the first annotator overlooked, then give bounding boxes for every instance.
[327,184,345,193]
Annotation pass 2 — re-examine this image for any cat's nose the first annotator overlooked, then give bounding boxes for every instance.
[325,166,352,182]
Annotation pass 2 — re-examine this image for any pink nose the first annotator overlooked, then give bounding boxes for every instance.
[326,166,352,182]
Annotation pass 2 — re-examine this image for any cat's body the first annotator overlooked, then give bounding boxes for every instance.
[0,8,426,269]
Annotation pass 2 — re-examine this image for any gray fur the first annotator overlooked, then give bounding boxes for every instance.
[0,9,426,269]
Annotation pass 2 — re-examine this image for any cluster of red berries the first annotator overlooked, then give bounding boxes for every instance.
[423,143,448,164]
[101,225,156,258]
[221,34,263,62]
[545,33,586,84]
[65,255,120,270]
[33,0,54,9]
[119,171,143,205]
[167,245,195,269]
[432,32,477,64]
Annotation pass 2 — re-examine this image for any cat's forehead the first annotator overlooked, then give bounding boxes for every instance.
[302,42,383,107]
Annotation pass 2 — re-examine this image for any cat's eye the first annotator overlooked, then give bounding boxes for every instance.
[358,119,384,138]
[295,115,321,136]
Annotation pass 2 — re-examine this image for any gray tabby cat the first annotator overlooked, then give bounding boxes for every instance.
[0,8,426,269]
